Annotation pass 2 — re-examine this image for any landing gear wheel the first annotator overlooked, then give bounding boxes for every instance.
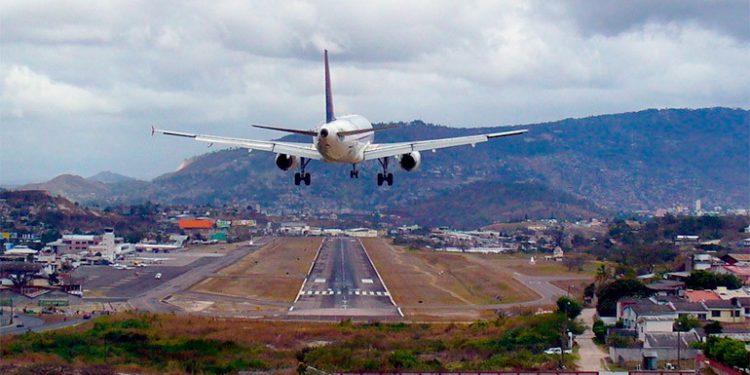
[303,173,311,186]
[294,173,301,186]
[377,157,391,187]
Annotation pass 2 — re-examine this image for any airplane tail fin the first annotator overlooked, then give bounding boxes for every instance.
[325,50,335,123]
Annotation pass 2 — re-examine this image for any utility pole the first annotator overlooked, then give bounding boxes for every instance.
[676,320,681,370]
[560,301,569,369]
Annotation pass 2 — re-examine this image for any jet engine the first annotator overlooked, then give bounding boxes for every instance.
[398,151,421,171]
[275,153,299,171]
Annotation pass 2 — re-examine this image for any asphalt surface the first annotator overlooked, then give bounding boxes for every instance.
[289,237,401,319]
[73,258,214,300]
[129,238,271,312]
[0,314,88,335]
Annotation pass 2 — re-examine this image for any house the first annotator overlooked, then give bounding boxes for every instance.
[647,280,685,296]
[621,299,677,341]
[720,253,750,266]
[643,330,701,351]
[716,265,750,285]
[670,301,708,321]
[702,299,744,323]
[675,235,699,246]
[687,253,719,272]
[737,297,750,318]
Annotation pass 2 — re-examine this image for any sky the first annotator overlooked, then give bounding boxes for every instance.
[1,0,748,184]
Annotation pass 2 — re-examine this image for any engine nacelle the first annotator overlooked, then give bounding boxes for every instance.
[398,151,421,171]
[275,153,299,171]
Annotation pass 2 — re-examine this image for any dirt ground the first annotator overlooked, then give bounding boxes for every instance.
[191,237,322,302]
[361,238,592,321]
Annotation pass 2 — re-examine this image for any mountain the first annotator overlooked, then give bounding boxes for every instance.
[19,107,750,228]
[390,180,606,229]
[18,174,111,203]
[87,171,138,184]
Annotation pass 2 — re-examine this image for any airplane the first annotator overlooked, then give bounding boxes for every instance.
[153,50,528,186]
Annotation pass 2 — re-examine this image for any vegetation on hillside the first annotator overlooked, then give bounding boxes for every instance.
[1,312,584,374]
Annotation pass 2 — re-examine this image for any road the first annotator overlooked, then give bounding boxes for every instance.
[129,238,270,312]
[576,308,610,371]
[289,237,401,319]
[0,314,88,335]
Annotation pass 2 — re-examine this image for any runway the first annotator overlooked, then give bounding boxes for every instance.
[288,237,401,320]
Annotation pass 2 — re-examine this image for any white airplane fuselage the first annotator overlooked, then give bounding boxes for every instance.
[314,114,373,164]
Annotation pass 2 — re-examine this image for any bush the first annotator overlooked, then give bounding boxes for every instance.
[388,350,418,369]
[592,320,607,342]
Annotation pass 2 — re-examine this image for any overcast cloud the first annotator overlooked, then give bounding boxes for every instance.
[1,0,748,184]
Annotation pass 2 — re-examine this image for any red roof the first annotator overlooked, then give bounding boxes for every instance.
[178,219,214,229]
[685,290,721,302]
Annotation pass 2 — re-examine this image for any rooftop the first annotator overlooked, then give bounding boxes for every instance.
[630,301,676,316]
[703,299,742,309]
[685,290,721,302]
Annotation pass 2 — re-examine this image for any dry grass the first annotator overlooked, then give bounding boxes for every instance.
[362,238,547,320]
[191,237,322,302]
[363,238,594,321]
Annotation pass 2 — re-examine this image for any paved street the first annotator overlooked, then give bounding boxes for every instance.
[576,308,610,371]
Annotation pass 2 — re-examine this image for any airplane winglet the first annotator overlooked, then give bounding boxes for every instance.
[151,126,155,136]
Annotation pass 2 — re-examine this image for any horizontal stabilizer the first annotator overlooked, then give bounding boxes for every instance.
[252,124,318,136]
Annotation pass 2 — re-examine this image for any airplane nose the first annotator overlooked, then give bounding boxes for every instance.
[320,128,329,138]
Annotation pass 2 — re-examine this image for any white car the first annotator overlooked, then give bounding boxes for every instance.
[154,273,162,280]
[544,347,572,355]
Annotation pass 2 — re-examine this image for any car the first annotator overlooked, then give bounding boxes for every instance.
[544,347,572,355]
[154,273,162,280]
[83,313,91,320]
[15,322,24,328]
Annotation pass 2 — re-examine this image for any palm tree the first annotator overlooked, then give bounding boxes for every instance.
[595,264,611,287]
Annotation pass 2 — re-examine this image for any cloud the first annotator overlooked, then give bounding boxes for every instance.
[1,65,119,118]
[0,0,748,184]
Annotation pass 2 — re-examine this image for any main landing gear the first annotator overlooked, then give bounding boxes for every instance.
[350,164,359,179]
[294,158,312,186]
[377,157,393,186]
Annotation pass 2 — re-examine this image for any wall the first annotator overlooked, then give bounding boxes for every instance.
[610,347,701,365]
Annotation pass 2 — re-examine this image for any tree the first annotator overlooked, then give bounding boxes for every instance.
[686,270,743,290]
[40,229,61,245]
[595,264,611,287]
[556,296,582,319]
[674,315,700,331]
[596,279,653,316]
[704,336,750,368]
[703,320,723,334]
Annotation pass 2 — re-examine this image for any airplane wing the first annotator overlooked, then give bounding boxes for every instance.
[362,129,528,160]
[153,127,322,160]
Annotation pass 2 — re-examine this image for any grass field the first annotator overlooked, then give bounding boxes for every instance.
[362,238,592,320]
[191,237,322,302]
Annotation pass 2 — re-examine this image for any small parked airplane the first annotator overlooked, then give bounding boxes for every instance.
[153,50,527,186]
